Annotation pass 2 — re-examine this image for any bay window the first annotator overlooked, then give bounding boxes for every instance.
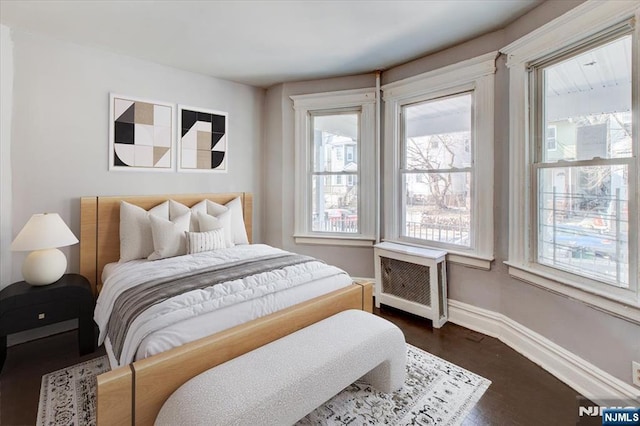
[503,1,639,317]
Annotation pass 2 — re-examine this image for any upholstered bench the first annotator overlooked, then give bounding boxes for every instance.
[155,309,406,426]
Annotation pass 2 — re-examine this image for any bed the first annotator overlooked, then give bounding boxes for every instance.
[79,193,373,426]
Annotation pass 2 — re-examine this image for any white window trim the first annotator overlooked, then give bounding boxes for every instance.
[291,88,376,245]
[502,0,640,319]
[381,51,497,269]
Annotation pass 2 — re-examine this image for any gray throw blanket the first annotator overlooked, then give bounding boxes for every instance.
[108,253,317,360]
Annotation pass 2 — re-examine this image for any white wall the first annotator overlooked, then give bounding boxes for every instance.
[0,25,13,286]
[5,29,265,287]
[262,84,284,247]
[263,0,640,389]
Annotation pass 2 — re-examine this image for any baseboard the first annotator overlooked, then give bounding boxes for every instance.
[448,299,640,405]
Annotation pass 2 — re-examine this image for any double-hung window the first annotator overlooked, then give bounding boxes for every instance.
[401,93,473,248]
[503,2,639,315]
[291,89,376,245]
[382,53,497,269]
[533,32,634,290]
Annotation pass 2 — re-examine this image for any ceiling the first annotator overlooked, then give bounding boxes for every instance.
[0,0,542,88]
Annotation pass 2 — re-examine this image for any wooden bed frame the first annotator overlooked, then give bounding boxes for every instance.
[79,193,373,426]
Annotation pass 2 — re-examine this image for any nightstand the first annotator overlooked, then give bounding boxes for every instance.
[0,273,96,371]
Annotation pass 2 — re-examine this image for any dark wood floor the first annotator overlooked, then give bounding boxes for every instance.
[0,307,592,426]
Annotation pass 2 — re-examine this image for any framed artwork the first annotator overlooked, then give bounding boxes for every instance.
[109,94,175,171]
[177,105,228,173]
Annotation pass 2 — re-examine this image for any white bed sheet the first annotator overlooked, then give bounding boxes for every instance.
[97,244,353,368]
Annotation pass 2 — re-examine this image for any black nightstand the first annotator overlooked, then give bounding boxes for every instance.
[0,273,96,371]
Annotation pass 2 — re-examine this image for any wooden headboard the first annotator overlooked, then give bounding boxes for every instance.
[80,193,253,295]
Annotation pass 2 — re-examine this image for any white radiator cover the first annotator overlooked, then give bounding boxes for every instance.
[374,242,448,328]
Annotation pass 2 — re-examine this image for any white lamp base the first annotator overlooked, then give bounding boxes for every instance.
[22,248,67,286]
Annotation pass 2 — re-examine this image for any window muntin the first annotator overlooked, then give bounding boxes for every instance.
[532,33,634,289]
[310,112,359,234]
[400,92,473,248]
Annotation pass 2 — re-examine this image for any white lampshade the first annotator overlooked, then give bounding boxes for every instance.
[11,213,78,251]
[11,213,78,286]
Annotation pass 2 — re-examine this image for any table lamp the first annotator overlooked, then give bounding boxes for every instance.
[11,213,79,286]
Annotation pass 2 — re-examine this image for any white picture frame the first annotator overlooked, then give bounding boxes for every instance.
[109,93,175,172]
[177,104,228,173]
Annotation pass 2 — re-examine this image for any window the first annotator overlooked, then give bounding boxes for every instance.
[311,113,356,233]
[382,52,496,269]
[503,1,639,316]
[533,34,633,289]
[401,92,472,248]
[291,89,376,245]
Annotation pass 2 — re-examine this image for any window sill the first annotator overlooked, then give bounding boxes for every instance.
[505,261,640,325]
[383,239,493,270]
[447,253,493,270]
[293,235,375,247]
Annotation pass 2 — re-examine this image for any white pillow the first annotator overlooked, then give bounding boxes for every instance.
[148,212,191,260]
[120,201,169,262]
[205,200,228,216]
[169,199,228,232]
[225,197,249,245]
[185,228,226,254]
[169,199,204,232]
[197,211,234,248]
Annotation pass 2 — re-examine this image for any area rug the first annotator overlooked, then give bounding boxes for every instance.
[37,356,110,426]
[38,344,490,426]
[298,345,490,425]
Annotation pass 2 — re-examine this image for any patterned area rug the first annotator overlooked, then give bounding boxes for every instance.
[38,345,490,426]
[298,345,491,425]
[37,356,110,426]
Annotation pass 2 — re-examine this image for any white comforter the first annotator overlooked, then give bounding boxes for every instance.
[95,244,352,367]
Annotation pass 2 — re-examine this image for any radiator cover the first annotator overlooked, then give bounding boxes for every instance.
[374,242,448,328]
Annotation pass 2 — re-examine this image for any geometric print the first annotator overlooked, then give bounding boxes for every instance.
[110,95,174,170]
[178,105,228,172]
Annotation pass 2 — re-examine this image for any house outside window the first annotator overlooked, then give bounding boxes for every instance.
[291,89,376,245]
[382,52,496,269]
[503,1,639,318]
[546,126,557,151]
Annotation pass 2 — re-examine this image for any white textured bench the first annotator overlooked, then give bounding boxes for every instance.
[155,309,406,426]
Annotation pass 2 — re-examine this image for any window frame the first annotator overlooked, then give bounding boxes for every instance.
[531,32,636,295]
[291,88,376,246]
[382,52,497,270]
[502,0,640,320]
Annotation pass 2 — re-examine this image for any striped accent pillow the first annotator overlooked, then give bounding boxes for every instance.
[185,228,226,254]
